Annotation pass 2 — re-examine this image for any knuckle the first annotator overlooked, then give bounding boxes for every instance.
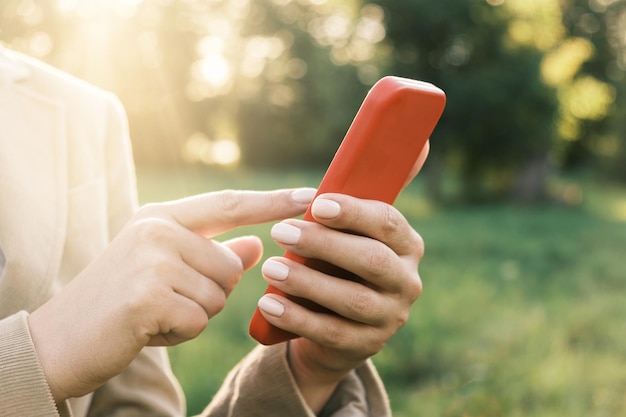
[219,250,245,294]
[214,190,245,221]
[363,244,394,278]
[208,291,227,316]
[316,232,339,261]
[380,204,404,238]
[346,290,383,322]
[181,307,210,340]
[135,202,164,220]
[412,231,425,259]
[395,308,411,330]
[349,200,367,226]
[292,307,312,332]
[131,217,177,245]
[363,330,387,354]
[222,272,243,296]
[295,225,335,261]
[406,273,424,303]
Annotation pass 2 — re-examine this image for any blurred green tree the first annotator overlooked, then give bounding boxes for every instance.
[559,0,626,181]
[1,0,624,195]
[370,0,559,202]
[232,0,370,168]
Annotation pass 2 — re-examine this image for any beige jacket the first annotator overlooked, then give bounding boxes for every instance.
[0,47,391,417]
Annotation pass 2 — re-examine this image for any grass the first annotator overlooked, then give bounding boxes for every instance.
[136,167,626,416]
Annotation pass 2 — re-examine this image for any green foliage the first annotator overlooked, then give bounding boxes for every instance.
[559,0,626,180]
[137,168,626,417]
[372,0,561,201]
[236,37,367,168]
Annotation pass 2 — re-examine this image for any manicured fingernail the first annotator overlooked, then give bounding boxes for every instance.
[258,296,285,317]
[262,259,290,281]
[271,223,301,245]
[291,188,317,204]
[312,198,341,218]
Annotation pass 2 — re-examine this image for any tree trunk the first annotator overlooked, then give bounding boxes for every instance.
[511,153,552,203]
[424,155,445,203]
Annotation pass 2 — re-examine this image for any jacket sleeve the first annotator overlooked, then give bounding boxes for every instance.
[199,343,391,417]
[85,94,185,417]
[0,311,61,417]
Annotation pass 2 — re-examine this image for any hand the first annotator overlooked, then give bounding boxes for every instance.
[258,194,424,409]
[28,188,315,402]
[256,143,429,412]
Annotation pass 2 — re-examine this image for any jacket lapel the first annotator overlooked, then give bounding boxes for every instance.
[0,53,68,316]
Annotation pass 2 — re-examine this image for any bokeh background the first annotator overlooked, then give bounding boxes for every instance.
[2,0,625,415]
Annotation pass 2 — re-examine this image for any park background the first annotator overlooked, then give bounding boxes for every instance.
[1,0,625,415]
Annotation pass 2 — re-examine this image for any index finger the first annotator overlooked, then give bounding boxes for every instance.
[310,194,424,259]
[142,188,316,237]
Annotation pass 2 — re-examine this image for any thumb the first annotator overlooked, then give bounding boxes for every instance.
[403,140,430,188]
[222,236,264,272]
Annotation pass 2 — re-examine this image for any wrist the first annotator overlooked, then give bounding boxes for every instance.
[287,339,351,414]
[27,308,68,403]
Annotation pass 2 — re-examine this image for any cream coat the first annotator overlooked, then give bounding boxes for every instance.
[0,46,185,416]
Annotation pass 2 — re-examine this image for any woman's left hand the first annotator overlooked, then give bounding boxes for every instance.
[257,193,424,412]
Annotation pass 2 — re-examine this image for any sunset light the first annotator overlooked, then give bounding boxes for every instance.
[2,1,626,416]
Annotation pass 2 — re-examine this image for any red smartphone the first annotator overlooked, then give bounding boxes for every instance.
[249,76,446,345]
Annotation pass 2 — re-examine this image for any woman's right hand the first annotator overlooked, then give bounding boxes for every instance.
[28,188,315,403]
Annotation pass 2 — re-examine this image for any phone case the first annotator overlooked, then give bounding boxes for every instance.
[249,76,446,345]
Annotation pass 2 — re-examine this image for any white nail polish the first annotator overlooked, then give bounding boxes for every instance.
[271,223,301,245]
[263,259,290,281]
[291,188,317,204]
[312,198,341,218]
[258,296,285,317]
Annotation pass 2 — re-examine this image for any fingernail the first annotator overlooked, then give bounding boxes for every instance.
[291,188,317,204]
[312,198,341,218]
[262,259,290,281]
[271,223,301,245]
[258,296,285,317]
